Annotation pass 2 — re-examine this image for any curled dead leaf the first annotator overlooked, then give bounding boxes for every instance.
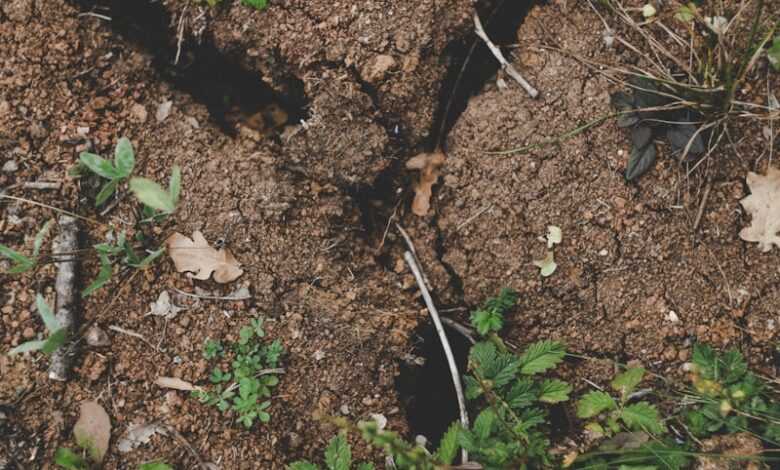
[406,150,446,216]
[739,167,780,252]
[155,376,202,392]
[117,422,168,453]
[166,231,243,283]
[73,401,111,463]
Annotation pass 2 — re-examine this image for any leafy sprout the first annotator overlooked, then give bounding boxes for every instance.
[8,294,67,356]
[0,219,53,273]
[78,137,135,206]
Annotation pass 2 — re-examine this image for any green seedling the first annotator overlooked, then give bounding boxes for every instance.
[56,447,171,470]
[289,432,376,470]
[241,0,268,10]
[769,35,780,71]
[194,319,283,428]
[78,137,135,206]
[138,463,174,470]
[81,230,164,297]
[129,165,181,217]
[8,294,67,356]
[0,219,53,273]
[470,287,517,336]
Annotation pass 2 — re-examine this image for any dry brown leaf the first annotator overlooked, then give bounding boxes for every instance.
[155,376,202,392]
[73,401,111,463]
[117,422,168,453]
[406,150,446,216]
[739,167,780,252]
[166,231,243,283]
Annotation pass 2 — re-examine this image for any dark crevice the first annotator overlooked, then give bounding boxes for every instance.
[67,0,307,136]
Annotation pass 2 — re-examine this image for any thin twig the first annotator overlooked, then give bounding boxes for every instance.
[456,203,493,231]
[440,317,477,345]
[108,325,156,350]
[171,287,251,301]
[48,216,79,381]
[473,12,539,98]
[403,251,469,464]
[395,223,432,290]
[22,181,61,190]
[692,180,713,232]
[174,6,188,66]
[0,194,104,226]
[162,424,210,470]
[78,12,111,21]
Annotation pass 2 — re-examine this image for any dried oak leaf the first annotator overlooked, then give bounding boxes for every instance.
[166,231,243,283]
[73,401,111,463]
[739,167,780,252]
[406,150,446,216]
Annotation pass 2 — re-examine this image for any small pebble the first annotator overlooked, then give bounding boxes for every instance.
[86,326,110,347]
[2,160,18,173]
[22,327,35,339]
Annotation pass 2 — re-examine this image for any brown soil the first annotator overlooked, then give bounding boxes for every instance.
[1,0,778,468]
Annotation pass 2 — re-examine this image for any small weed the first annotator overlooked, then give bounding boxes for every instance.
[0,219,52,273]
[196,0,268,10]
[194,319,283,428]
[55,447,171,470]
[289,432,375,470]
[7,294,68,356]
[76,137,135,206]
[138,462,174,470]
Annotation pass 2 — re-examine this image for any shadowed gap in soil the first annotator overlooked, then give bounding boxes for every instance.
[68,0,307,136]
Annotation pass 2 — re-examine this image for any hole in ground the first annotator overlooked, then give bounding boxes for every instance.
[429,0,539,149]
[69,0,307,136]
[395,322,471,448]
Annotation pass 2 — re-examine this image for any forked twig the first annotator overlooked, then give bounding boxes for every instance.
[473,12,539,98]
[403,251,469,464]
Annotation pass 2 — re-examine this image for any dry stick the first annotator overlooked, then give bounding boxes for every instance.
[48,216,79,381]
[692,180,713,233]
[403,251,469,464]
[171,286,251,301]
[473,12,538,99]
[395,223,432,291]
[22,181,61,190]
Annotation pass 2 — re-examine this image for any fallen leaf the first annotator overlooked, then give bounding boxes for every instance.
[73,401,111,463]
[117,423,168,453]
[156,100,172,122]
[147,291,185,319]
[546,226,562,248]
[533,251,557,277]
[406,150,446,216]
[166,231,243,283]
[739,167,780,252]
[155,376,202,392]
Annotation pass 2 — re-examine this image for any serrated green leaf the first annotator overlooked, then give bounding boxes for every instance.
[493,355,520,388]
[538,379,572,403]
[620,402,665,434]
[287,463,319,470]
[54,447,88,470]
[471,308,503,336]
[585,421,605,437]
[8,339,46,355]
[435,421,461,464]
[518,340,566,375]
[577,391,617,418]
[79,152,121,179]
[95,179,119,207]
[611,367,645,401]
[169,165,181,204]
[82,253,113,297]
[720,349,747,383]
[692,344,717,379]
[324,433,351,470]
[113,137,135,177]
[41,328,68,355]
[138,463,173,470]
[33,219,54,257]
[355,464,374,470]
[473,408,496,441]
[36,294,59,332]
[129,177,176,213]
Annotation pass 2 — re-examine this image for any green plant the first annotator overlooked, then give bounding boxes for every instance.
[8,294,67,356]
[684,344,780,444]
[193,319,283,428]
[138,462,173,470]
[54,448,88,470]
[769,35,780,70]
[78,137,135,206]
[129,165,181,217]
[0,219,52,273]
[241,0,268,10]
[470,287,518,336]
[289,433,375,470]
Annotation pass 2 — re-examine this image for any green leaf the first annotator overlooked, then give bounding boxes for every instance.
[79,152,121,179]
[8,339,46,355]
[95,179,119,207]
[138,463,173,470]
[538,379,571,403]
[611,367,646,401]
[113,137,135,177]
[517,340,566,375]
[675,3,695,22]
[288,463,320,470]
[473,408,496,441]
[471,308,503,336]
[129,177,176,213]
[769,36,780,71]
[356,464,375,470]
[33,219,54,257]
[82,253,113,297]
[620,402,665,434]
[169,165,182,204]
[0,244,34,272]
[36,293,59,332]
[435,422,461,464]
[241,0,268,10]
[41,328,68,355]
[132,247,165,268]
[577,391,617,418]
[720,349,747,383]
[692,344,718,379]
[54,447,88,470]
[324,433,351,470]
